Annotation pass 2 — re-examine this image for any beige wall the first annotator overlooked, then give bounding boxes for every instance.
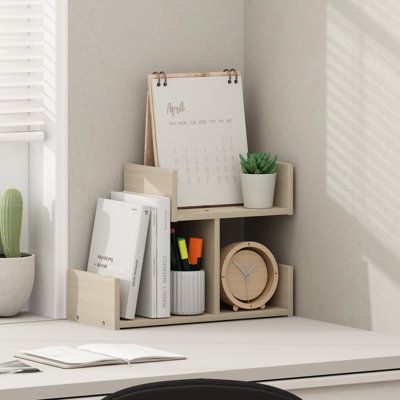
[68,0,244,267]
[244,0,400,335]
[69,0,400,335]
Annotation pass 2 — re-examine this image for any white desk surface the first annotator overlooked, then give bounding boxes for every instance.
[1,317,400,399]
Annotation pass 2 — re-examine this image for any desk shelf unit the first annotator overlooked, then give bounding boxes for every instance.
[67,162,294,330]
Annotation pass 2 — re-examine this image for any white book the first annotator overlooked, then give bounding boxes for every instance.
[16,344,186,369]
[87,198,150,319]
[137,207,157,318]
[111,191,170,318]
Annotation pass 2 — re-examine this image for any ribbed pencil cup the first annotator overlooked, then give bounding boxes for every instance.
[171,270,205,315]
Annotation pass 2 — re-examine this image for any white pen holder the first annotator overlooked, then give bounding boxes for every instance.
[171,270,205,315]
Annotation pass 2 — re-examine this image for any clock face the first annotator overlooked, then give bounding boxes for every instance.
[226,250,268,302]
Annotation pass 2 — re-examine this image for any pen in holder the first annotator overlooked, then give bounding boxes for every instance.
[171,269,205,315]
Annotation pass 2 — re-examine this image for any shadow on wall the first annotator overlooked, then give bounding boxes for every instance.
[245,0,400,334]
[325,0,400,331]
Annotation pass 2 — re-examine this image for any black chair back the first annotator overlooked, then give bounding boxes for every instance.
[103,378,302,400]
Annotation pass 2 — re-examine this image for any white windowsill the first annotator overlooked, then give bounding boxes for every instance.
[0,312,53,325]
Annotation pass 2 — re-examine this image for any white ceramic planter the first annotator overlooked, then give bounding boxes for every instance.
[171,270,205,315]
[0,253,35,317]
[240,172,277,208]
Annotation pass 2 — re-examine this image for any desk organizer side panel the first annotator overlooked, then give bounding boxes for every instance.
[269,264,294,316]
[124,163,178,221]
[274,163,294,213]
[67,269,120,330]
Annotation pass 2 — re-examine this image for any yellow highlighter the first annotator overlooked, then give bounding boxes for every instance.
[177,238,190,271]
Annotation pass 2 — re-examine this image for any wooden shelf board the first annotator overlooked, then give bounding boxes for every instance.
[119,306,289,329]
[175,205,292,222]
[218,306,289,319]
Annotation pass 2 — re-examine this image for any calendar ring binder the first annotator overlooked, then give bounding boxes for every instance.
[159,71,168,87]
[230,68,239,84]
[153,71,161,87]
[223,68,232,84]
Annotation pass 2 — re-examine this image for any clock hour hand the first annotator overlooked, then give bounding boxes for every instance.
[232,260,248,277]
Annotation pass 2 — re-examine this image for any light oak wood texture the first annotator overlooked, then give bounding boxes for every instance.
[143,91,155,166]
[66,265,292,330]
[274,159,294,213]
[119,306,288,328]
[145,74,158,166]
[124,163,178,221]
[67,269,120,330]
[124,162,293,221]
[149,71,241,81]
[220,242,279,310]
[227,250,267,301]
[269,264,294,316]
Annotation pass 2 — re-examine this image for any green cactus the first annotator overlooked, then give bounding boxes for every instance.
[0,189,23,258]
[239,152,278,174]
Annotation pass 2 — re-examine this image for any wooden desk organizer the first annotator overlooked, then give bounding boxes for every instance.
[67,162,294,330]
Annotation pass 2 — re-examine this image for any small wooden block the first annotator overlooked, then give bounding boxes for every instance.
[67,269,120,330]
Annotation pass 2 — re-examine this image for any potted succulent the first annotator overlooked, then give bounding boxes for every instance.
[0,189,35,316]
[239,153,278,208]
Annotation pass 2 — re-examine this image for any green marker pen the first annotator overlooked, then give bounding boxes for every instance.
[177,238,190,271]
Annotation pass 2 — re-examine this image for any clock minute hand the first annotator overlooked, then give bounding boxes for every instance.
[232,260,248,277]
[247,263,257,277]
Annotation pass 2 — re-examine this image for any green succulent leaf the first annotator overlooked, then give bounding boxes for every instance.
[239,152,278,174]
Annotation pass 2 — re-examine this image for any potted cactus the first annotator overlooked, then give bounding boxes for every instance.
[0,189,35,317]
[239,153,278,208]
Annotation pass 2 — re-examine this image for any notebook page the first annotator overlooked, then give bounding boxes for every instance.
[78,343,186,363]
[19,346,116,365]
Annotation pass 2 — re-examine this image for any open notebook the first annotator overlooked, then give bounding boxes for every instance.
[16,344,186,369]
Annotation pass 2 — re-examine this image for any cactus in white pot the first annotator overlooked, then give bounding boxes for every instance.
[0,188,23,257]
[0,189,35,317]
[239,153,278,209]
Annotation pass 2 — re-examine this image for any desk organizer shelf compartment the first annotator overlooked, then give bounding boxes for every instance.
[67,264,293,330]
[124,162,293,222]
[172,219,220,314]
[66,162,294,330]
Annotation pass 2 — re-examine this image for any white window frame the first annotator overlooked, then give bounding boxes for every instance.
[28,0,68,318]
[0,0,69,318]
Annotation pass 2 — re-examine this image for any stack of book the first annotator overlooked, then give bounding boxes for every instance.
[87,192,170,320]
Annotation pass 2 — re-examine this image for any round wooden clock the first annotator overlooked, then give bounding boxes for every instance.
[220,241,279,311]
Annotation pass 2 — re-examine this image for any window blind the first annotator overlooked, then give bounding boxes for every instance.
[0,0,45,142]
